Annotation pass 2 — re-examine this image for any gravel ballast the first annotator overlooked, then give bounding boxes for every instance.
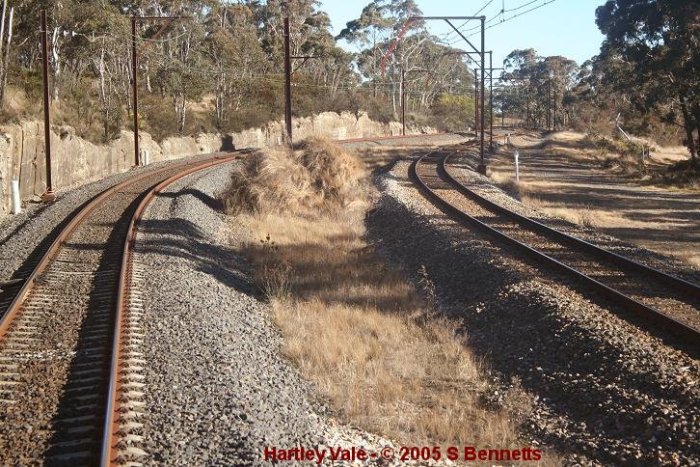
[133,162,406,466]
[369,158,700,465]
[0,155,216,287]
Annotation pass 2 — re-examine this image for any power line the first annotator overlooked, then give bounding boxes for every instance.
[440,0,494,44]
[443,10,502,46]
[504,0,540,13]
[466,0,559,38]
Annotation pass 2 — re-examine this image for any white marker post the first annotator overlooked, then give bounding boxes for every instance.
[11,180,21,214]
[514,150,520,182]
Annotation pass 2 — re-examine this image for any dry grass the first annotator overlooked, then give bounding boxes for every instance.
[520,194,665,231]
[243,212,533,449]
[224,139,546,455]
[521,195,598,229]
[677,252,700,269]
[220,137,367,216]
[489,171,529,201]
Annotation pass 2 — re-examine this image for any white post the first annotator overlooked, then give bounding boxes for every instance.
[514,150,520,182]
[143,149,150,165]
[11,179,20,214]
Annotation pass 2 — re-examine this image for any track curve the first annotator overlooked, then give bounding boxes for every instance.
[411,149,700,355]
[0,154,238,465]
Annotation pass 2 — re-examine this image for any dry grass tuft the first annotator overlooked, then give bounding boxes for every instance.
[242,213,532,449]
[222,139,544,453]
[220,138,366,216]
[522,195,599,229]
[489,171,528,200]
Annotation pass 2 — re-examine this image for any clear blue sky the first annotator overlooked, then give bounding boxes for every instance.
[319,0,606,71]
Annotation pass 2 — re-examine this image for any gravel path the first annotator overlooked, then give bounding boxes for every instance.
[370,157,700,465]
[133,162,407,466]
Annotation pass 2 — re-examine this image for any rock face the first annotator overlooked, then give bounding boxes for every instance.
[0,112,406,215]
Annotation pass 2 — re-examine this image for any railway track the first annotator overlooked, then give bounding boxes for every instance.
[411,149,700,354]
[0,154,238,465]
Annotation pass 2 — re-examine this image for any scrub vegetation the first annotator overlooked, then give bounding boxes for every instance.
[222,138,548,455]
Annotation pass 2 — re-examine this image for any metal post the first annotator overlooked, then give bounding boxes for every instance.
[479,16,486,172]
[547,80,552,131]
[131,17,139,166]
[474,68,478,138]
[283,16,292,144]
[552,79,557,131]
[401,68,406,136]
[40,9,54,200]
[489,51,494,151]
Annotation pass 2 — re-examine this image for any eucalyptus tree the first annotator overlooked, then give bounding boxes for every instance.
[596,0,700,161]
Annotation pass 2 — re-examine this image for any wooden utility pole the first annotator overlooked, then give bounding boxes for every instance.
[547,79,552,131]
[474,68,479,138]
[131,16,186,166]
[479,16,485,171]
[40,9,54,201]
[401,67,406,136]
[283,16,292,144]
[489,51,493,151]
[131,17,139,166]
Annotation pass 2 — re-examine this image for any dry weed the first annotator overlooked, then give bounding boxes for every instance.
[220,138,366,216]
[490,171,528,200]
[226,137,550,458]
[248,215,531,449]
[255,234,293,299]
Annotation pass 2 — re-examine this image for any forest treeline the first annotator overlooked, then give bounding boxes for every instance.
[0,0,473,142]
[497,0,699,162]
[0,0,697,162]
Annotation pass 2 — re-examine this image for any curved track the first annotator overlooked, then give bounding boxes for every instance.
[411,149,700,354]
[0,154,238,465]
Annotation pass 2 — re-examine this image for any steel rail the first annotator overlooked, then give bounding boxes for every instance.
[100,154,238,466]
[339,132,448,144]
[441,153,700,297]
[0,159,216,341]
[410,152,700,354]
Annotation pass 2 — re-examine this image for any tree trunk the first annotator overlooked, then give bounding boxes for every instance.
[678,93,698,163]
[51,27,60,101]
[98,45,109,139]
[145,63,152,93]
[0,4,12,105]
[178,93,186,132]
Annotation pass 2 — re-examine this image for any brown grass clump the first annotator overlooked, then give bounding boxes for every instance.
[489,171,528,200]
[242,213,535,450]
[649,159,700,190]
[220,138,366,216]
[521,195,599,229]
[223,139,551,458]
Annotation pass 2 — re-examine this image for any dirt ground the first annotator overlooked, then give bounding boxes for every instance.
[487,131,700,269]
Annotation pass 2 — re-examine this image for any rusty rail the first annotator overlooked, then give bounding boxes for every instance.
[0,162,201,341]
[410,151,700,355]
[100,155,237,466]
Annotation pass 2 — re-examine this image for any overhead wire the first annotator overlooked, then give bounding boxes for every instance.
[466,0,559,38]
[504,0,540,12]
[440,0,558,45]
[439,0,494,44]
